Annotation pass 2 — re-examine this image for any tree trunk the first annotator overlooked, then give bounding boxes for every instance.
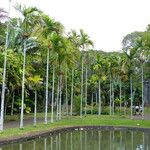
[80,55,84,118]
[141,64,144,119]
[130,76,133,119]
[0,0,11,131]
[56,78,59,121]
[70,69,74,117]
[109,76,112,116]
[20,40,27,129]
[44,48,50,124]
[96,92,98,105]
[85,64,87,116]
[34,90,37,126]
[112,80,114,115]
[11,91,15,116]
[65,67,68,117]
[98,79,101,116]
[119,77,122,115]
[91,93,93,115]
[51,65,55,123]
[59,65,62,120]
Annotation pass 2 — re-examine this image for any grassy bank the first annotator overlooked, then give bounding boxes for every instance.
[0,115,150,140]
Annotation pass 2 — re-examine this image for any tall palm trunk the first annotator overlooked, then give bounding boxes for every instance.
[34,90,37,126]
[0,0,11,131]
[20,40,27,129]
[70,69,74,116]
[80,55,83,118]
[141,64,144,119]
[85,64,87,115]
[91,93,93,115]
[109,76,112,116]
[130,76,133,119]
[119,77,122,115]
[51,65,55,123]
[59,65,62,120]
[44,48,50,124]
[98,80,101,116]
[65,67,68,117]
[112,80,114,115]
[56,78,59,121]
[11,91,15,116]
[96,91,98,105]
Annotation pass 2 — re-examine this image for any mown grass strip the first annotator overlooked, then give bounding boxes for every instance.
[0,115,150,139]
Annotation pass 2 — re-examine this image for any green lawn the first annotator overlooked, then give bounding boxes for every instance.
[0,115,150,140]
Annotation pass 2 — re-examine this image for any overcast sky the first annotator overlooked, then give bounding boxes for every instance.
[1,0,150,51]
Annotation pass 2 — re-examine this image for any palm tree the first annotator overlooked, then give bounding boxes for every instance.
[15,4,41,128]
[123,49,137,119]
[37,15,63,124]
[94,54,108,116]
[27,75,43,126]
[51,64,55,123]
[79,29,93,117]
[0,0,11,132]
[67,30,80,117]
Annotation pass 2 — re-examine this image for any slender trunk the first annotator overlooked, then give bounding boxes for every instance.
[20,40,27,129]
[44,48,50,124]
[141,64,144,119]
[51,65,55,123]
[34,90,37,126]
[0,0,11,131]
[112,80,114,115]
[123,91,126,115]
[119,77,122,115]
[130,76,133,119]
[96,91,98,105]
[4,101,7,119]
[70,69,74,116]
[98,79,101,116]
[56,78,59,121]
[109,76,112,116]
[11,91,15,116]
[80,55,83,118]
[59,65,62,120]
[65,67,68,117]
[85,64,87,116]
[91,93,93,115]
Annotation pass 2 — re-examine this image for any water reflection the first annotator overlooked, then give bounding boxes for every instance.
[0,129,150,150]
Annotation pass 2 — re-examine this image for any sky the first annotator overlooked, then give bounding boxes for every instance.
[1,0,150,52]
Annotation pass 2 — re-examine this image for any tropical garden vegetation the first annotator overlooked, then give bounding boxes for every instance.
[0,2,150,132]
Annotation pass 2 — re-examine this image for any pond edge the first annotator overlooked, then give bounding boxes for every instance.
[0,125,150,145]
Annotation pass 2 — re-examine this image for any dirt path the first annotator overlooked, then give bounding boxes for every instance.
[133,113,150,120]
[4,118,45,129]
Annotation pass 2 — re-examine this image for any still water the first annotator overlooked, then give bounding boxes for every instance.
[1,129,150,150]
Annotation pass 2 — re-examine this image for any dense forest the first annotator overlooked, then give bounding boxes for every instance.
[0,4,150,131]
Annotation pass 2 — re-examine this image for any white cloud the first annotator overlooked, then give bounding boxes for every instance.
[1,0,150,51]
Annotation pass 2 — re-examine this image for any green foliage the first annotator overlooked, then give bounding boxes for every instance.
[0,4,149,120]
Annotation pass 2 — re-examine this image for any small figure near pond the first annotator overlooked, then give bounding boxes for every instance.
[133,105,143,115]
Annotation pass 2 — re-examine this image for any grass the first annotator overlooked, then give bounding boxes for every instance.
[0,115,150,140]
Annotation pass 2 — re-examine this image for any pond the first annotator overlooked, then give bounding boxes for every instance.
[1,128,150,150]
